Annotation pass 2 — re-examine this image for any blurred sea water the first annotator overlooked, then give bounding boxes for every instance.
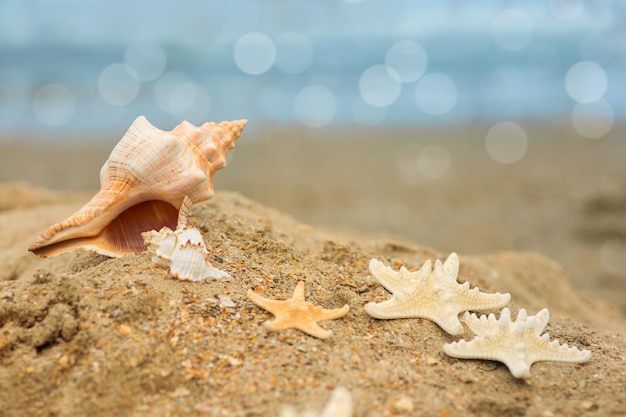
[0,0,624,140]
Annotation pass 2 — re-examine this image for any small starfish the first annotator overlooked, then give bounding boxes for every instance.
[364,252,510,335]
[280,387,353,417]
[443,308,592,378]
[247,282,350,339]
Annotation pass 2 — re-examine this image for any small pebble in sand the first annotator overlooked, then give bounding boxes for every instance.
[580,401,595,410]
[0,291,13,299]
[169,387,191,398]
[392,396,414,413]
[426,356,440,366]
[58,354,69,367]
[118,324,132,336]
[219,295,236,307]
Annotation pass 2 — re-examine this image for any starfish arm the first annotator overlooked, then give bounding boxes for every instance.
[365,295,464,334]
[292,281,306,301]
[313,304,350,322]
[263,318,283,332]
[443,337,533,378]
[246,289,287,315]
[454,285,511,312]
[461,311,500,335]
[368,259,406,293]
[526,334,592,365]
[263,315,298,333]
[295,320,334,339]
[428,308,465,335]
[265,313,334,339]
[264,309,344,339]
[364,296,424,320]
[263,313,313,334]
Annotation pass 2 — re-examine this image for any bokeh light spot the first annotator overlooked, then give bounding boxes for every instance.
[98,63,140,106]
[275,32,314,75]
[233,32,276,75]
[124,43,167,82]
[485,121,528,164]
[565,61,607,103]
[32,84,75,126]
[395,142,451,183]
[168,83,198,115]
[599,239,625,275]
[294,85,336,128]
[183,86,212,123]
[571,99,614,139]
[153,71,198,115]
[385,40,428,83]
[490,9,534,52]
[359,65,402,108]
[417,145,451,180]
[415,73,457,116]
[395,142,424,185]
[392,20,425,43]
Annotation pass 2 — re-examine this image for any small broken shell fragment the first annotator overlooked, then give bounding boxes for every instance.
[280,387,353,417]
[142,196,228,281]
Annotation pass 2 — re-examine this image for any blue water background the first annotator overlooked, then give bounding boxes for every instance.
[0,0,625,140]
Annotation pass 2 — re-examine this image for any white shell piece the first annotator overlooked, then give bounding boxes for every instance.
[280,387,353,417]
[218,295,236,308]
[142,196,229,282]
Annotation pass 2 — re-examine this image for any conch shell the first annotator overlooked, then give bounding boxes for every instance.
[142,196,229,281]
[28,115,246,258]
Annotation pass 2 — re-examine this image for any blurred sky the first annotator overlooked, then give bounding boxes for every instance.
[0,0,624,142]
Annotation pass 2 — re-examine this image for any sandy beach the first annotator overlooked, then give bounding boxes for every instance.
[1,125,625,416]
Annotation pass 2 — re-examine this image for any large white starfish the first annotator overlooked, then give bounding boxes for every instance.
[364,253,510,335]
[443,308,592,378]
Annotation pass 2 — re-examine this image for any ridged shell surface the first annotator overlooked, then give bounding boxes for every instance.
[29,115,246,258]
[142,226,229,282]
[142,195,229,281]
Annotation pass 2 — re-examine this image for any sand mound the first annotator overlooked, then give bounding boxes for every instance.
[1,184,624,416]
